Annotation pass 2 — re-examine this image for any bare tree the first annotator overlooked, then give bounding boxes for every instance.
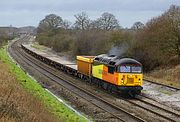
[62,20,72,29]
[166,5,180,56]
[90,20,101,29]
[95,12,120,30]
[74,12,91,30]
[131,21,144,30]
[134,5,180,68]
[37,14,63,32]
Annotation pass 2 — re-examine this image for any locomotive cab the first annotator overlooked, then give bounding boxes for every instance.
[116,62,143,86]
[92,55,143,96]
[114,58,143,96]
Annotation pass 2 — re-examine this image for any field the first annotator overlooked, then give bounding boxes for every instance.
[0,46,87,122]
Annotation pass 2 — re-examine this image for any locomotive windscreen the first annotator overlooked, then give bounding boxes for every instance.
[117,65,142,73]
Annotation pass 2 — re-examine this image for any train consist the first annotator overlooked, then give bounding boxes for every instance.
[21,44,143,97]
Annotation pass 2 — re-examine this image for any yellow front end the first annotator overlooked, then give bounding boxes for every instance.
[118,73,143,86]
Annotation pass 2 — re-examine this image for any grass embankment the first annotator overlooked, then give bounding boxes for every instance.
[145,65,180,88]
[31,42,46,51]
[0,46,87,122]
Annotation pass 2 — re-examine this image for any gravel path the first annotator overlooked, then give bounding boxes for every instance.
[143,81,180,110]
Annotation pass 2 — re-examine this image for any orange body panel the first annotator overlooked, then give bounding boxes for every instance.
[77,60,92,76]
[102,65,119,85]
[102,66,114,84]
[77,56,95,76]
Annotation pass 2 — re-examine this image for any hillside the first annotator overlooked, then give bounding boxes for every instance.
[145,65,180,88]
[0,60,59,122]
[0,43,87,122]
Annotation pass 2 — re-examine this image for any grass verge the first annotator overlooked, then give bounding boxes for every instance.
[0,46,87,122]
[145,65,180,88]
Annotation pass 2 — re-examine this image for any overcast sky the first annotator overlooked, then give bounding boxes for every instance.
[0,0,179,28]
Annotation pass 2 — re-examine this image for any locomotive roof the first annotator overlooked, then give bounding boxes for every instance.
[94,54,142,66]
[115,58,142,66]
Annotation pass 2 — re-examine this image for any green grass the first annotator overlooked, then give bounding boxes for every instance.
[158,89,173,95]
[0,46,88,122]
[31,42,46,50]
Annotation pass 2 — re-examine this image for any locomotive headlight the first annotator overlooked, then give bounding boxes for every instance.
[121,78,124,84]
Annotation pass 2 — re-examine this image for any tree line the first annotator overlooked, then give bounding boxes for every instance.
[0,29,14,47]
[36,5,180,72]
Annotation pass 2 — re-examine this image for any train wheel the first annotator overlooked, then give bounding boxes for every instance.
[136,90,141,95]
[128,90,136,98]
[89,78,92,84]
[108,84,113,93]
[102,82,108,90]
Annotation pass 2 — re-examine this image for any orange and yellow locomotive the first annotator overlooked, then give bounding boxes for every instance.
[77,54,143,96]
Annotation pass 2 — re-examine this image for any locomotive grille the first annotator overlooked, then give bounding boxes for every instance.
[127,78,134,84]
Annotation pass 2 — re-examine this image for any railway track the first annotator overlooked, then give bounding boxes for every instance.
[8,36,180,122]
[9,37,147,122]
[128,97,180,122]
[143,79,180,91]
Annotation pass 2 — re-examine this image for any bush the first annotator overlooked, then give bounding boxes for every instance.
[36,5,180,72]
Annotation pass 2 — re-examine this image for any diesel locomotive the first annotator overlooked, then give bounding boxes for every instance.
[77,54,143,97]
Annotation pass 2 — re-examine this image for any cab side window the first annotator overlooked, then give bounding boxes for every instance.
[108,66,115,74]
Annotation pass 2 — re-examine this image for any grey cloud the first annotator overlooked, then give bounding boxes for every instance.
[0,0,179,27]
[1,0,179,11]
